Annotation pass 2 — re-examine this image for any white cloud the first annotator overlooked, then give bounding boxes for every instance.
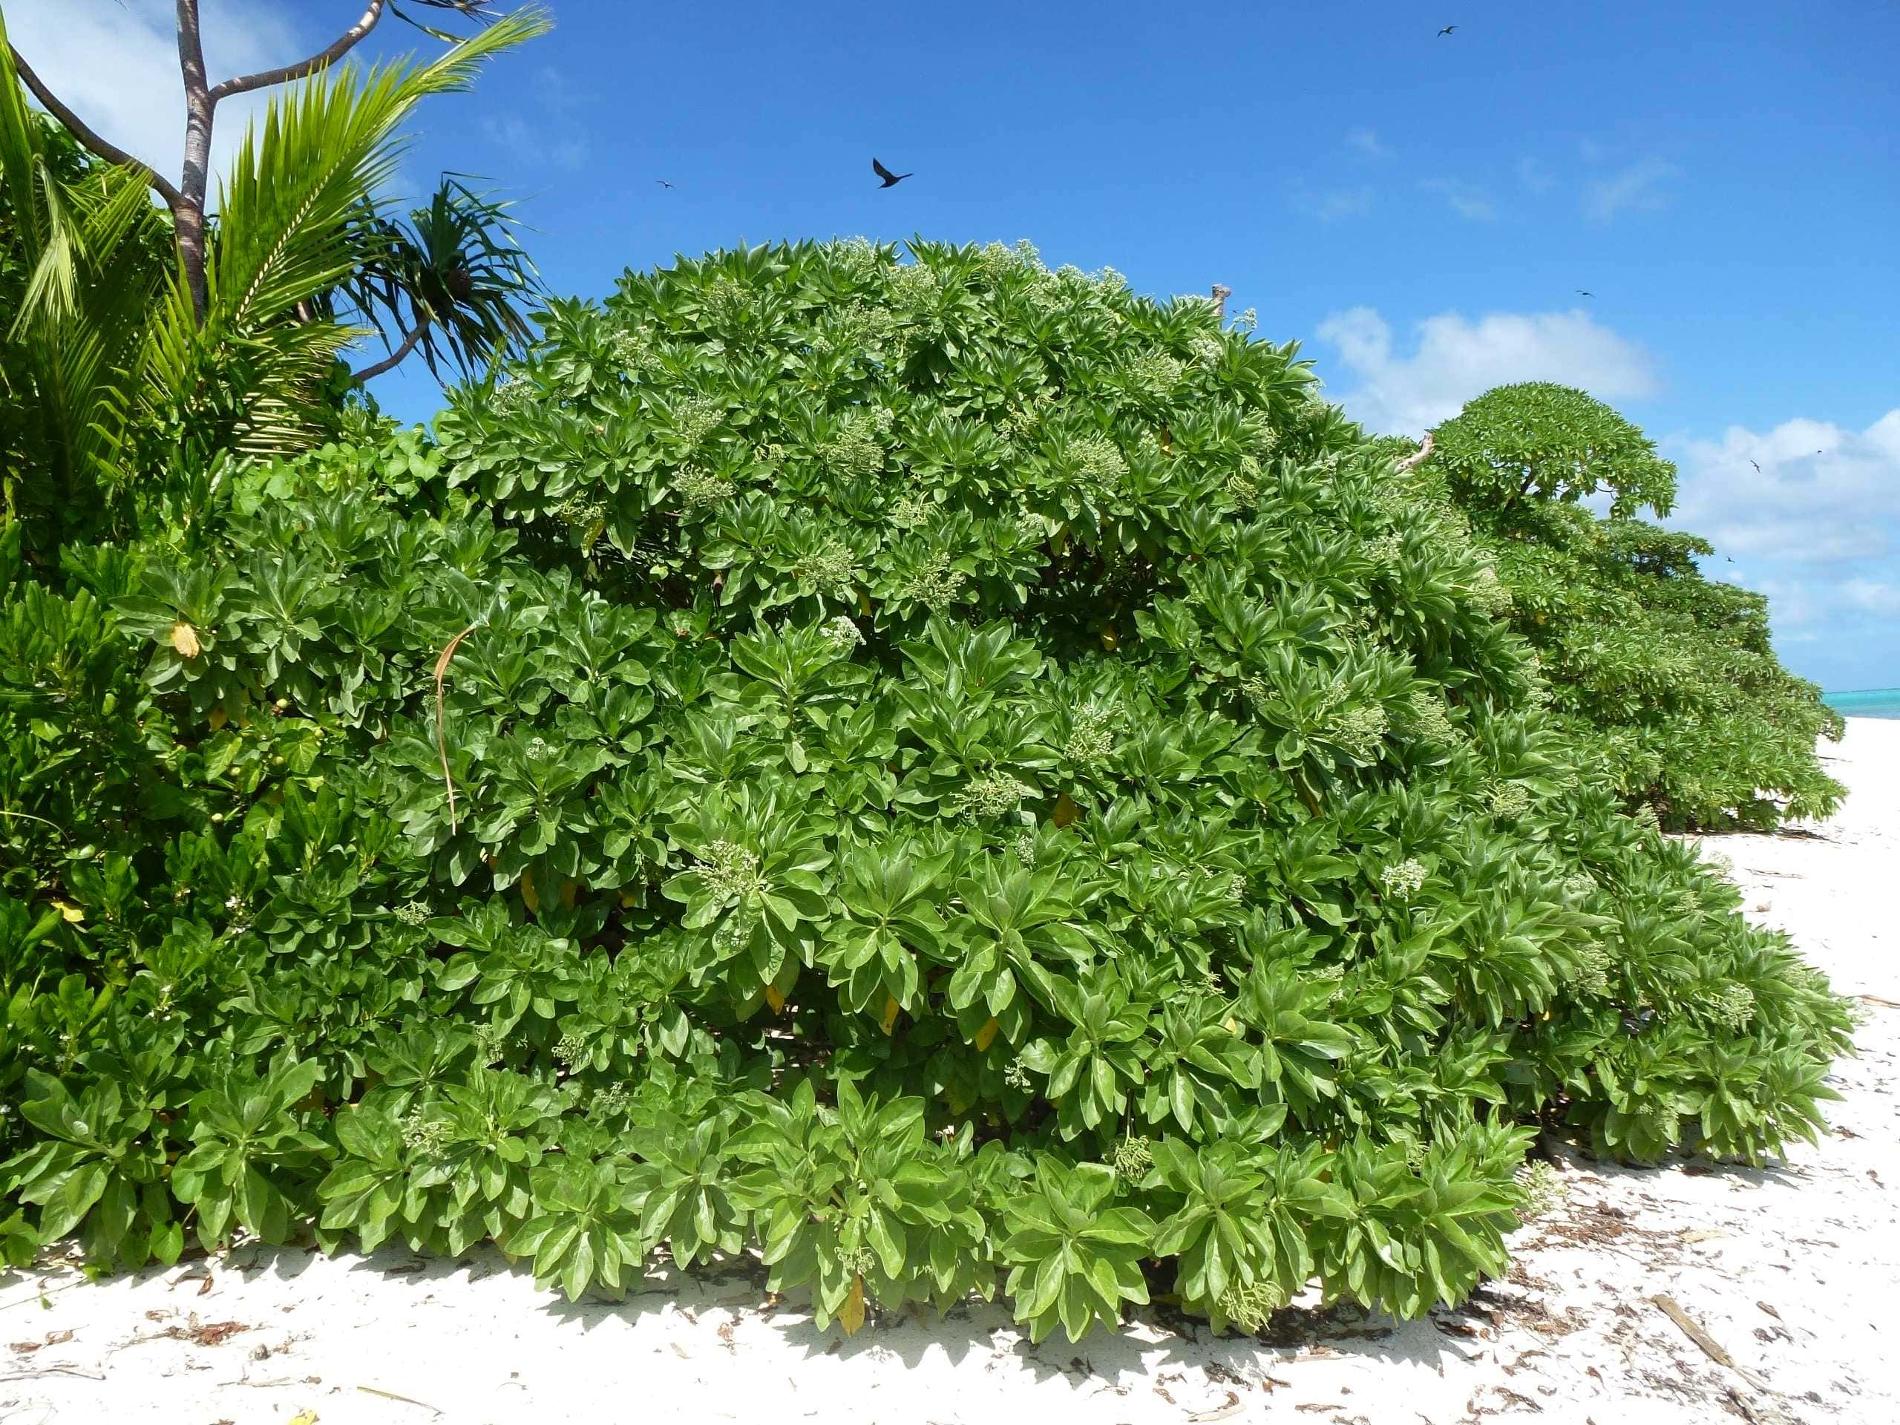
[1516,156,1554,193]
[1667,412,1900,565]
[1345,127,1387,159]
[1421,178,1496,221]
[1843,579,1900,615]
[1661,412,1900,688]
[1314,306,1660,435]
[1583,156,1677,222]
[1290,183,1374,222]
[5,0,305,193]
[482,66,589,171]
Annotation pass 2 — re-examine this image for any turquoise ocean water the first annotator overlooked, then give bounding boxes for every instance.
[1825,688,1900,719]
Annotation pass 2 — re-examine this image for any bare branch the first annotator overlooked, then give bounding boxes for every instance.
[350,316,431,383]
[209,1,389,103]
[174,0,214,320]
[1394,431,1435,473]
[6,43,182,206]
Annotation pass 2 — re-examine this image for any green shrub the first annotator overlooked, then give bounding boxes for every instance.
[1408,382,1843,830]
[0,243,1851,1334]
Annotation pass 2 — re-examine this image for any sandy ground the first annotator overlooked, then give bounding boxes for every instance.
[4,719,1897,1425]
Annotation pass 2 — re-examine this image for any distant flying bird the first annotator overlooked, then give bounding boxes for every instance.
[1750,459,1762,473]
[872,158,913,188]
[655,179,675,189]
[1576,289,1593,298]
[1438,25,1457,37]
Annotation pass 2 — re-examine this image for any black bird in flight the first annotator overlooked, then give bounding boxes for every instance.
[1750,459,1762,473]
[872,158,913,188]
[1576,289,1593,298]
[655,179,675,189]
[1438,25,1457,37]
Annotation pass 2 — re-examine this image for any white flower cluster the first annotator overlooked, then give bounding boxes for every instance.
[1122,350,1184,397]
[676,465,733,509]
[795,539,856,594]
[671,394,725,448]
[699,839,767,904]
[1405,690,1457,745]
[1710,983,1757,1032]
[1332,702,1389,761]
[955,771,1033,820]
[1217,1280,1282,1334]
[1110,1136,1153,1181]
[400,1107,448,1156]
[490,375,533,414]
[609,328,654,372]
[1365,533,1405,566]
[701,277,753,328]
[1515,1159,1565,1219]
[1569,940,1612,996]
[887,261,942,308]
[1065,704,1118,763]
[818,417,884,480]
[1066,432,1129,495]
[1488,781,1533,820]
[592,1083,631,1117]
[899,550,967,610]
[1012,829,1039,867]
[821,615,864,650]
[1188,334,1225,366]
[553,1032,587,1069]
[1466,564,1514,616]
[888,491,932,530]
[1380,858,1428,899]
[977,239,1043,282]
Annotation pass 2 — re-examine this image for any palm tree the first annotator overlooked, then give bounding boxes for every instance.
[0,4,548,554]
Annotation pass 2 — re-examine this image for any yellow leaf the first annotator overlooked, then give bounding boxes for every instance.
[619,889,639,908]
[52,900,85,924]
[169,621,201,658]
[857,589,874,617]
[1051,792,1080,828]
[879,994,900,1035]
[207,705,227,731]
[1099,624,1119,651]
[839,1276,866,1336]
[764,984,786,1013]
[974,1017,1000,1052]
[520,877,540,914]
[290,1412,319,1425]
[560,878,579,909]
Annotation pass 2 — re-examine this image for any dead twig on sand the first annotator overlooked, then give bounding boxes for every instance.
[2,1363,107,1381]
[359,1383,444,1415]
[1650,1294,1770,1392]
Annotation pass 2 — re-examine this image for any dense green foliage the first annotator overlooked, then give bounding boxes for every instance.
[1408,383,1842,830]
[0,243,1851,1339]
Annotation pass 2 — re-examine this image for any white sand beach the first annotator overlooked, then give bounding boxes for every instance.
[4,720,1897,1425]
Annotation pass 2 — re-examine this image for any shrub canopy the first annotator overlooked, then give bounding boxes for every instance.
[1414,382,1842,829]
[0,241,1850,1339]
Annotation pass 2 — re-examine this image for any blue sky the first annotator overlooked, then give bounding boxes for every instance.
[12,0,1899,689]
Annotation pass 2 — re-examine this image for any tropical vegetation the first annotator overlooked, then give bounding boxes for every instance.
[1406,382,1843,830]
[0,235,1852,1340]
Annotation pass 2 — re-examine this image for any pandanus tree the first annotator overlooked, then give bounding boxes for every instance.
[0,2,545,554]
